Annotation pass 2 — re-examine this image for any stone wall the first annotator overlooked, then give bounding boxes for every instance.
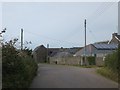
[95,57,104,66]
[50,56,105,66]
[50,56,81,65]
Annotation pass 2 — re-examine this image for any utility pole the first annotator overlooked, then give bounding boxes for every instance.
[47,44,49,63]
[118,2,120,88]
[84,19,87,66]
[21,28,23,50]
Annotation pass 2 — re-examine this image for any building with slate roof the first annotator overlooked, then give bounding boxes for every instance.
[53,51,72,58]
[33,45,47,63]
[65,47,82,55]
[48,48,60,57]
[74,43,118,66]
[48,47,81,57]
[74,43,117,57]
[109,33,120,44]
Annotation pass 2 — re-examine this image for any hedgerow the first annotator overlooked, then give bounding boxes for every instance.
[97,45,120,83]
[87,56,95,65]
[2,39,38,88]
[104,50,118,73]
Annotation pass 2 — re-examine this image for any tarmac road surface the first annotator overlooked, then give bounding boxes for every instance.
[30,64,118,88]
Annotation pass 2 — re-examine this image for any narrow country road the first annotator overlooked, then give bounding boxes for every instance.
[30,64,118,88]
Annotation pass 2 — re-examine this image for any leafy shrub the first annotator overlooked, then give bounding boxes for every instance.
[97,67,118,82]
[104,51,118,72]
[87,56,95,65]
[97,45,120,83]
[2,39,38,88]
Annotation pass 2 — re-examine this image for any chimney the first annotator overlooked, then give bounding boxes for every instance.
[60,47,64,52]
[112,33,117,39]
[118,30,120,35]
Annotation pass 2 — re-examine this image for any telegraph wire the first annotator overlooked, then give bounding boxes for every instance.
[24,30,63,46]
[86,2,116,42]
[65,2,116,40]
[87,2,116,26]
[24,30,81,46]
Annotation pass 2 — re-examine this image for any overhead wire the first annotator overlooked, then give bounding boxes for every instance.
[24,30,81,46]
[24,30,63,47]
[65,2,116,41]
[87,2,116,26]
[86,2,117,44]
[16,2,117,48]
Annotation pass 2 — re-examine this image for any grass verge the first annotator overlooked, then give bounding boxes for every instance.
[96,67,118,83]
[69,64,98,68]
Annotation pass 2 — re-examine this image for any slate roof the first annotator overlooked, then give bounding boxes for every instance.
[48,48,60,57]
[65,47,82,54]
[92,43,118,50]
[115,34,120,41]
[74,43,118,56]
[54,51,72,58]
[32,45,46,54]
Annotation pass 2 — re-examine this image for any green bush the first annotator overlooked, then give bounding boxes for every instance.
[104,51,118,72]
[2,39,38,88]
[97,46,120,83]
[87,56,95,65]
[97,67,118,82]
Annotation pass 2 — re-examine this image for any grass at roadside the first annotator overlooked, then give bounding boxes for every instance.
[96,67,118,83]
[44,63,99,68]
[69,64,98,68]
[78,65,98,68]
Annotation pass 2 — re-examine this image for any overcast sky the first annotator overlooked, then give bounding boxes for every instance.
[2,1,118,49]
